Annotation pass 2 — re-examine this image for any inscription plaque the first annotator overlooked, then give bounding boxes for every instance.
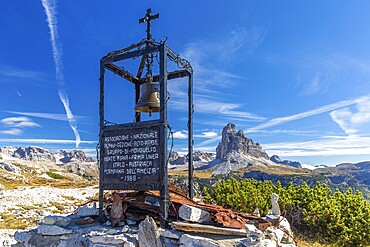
[102,120,160,190]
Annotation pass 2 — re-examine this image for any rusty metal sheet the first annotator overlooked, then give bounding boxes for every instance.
[112,185,267,230]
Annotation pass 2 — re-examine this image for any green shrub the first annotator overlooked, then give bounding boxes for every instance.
[46,172,64,180]
[203,178,370,247]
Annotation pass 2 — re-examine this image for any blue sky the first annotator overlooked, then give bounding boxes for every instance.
[1,1,370,166]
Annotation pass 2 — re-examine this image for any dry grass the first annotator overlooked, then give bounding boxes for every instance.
[0,212,36,230]
[61,195,77,201]
[168,169,213,179]
[86,192,99,201]
[16,204,40,211]
[48,201,68,213]
[0,161,97,190]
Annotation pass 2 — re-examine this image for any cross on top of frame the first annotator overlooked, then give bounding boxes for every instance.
[139,8,159,41]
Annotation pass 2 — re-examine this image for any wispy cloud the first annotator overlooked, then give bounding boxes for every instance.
[247,95,370,132]
[1,116,40,128]
[0,67,45,81]
[299,72,331,96]
[7,111,86,121]
[264,135,370,157]
[330,99,370,135]
[196,136,220,148]
[266,52,370,96]
[0,116,40,136]
[0,138,96,144]
[246,129,320,136]
[169,27,266,123]
[41,0,81,148]
[0,129,23,136]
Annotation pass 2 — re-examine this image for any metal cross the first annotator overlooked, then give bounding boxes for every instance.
[139,8,159,41]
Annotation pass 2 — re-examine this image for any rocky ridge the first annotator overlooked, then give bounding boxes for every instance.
[270,155,302,168]
[169,151,215,170]
[0,146,99,181]
[0,146,94,164]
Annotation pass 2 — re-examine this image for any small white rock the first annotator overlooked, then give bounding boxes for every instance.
[178,204,211,223]
[179,234,221,247]
[121,225,129,233]
[76,202,99,217]
[126,219,136,225]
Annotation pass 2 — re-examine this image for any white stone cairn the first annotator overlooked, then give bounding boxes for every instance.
[271,193,281,216]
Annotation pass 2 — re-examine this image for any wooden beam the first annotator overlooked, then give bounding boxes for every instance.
[171,222,248,236]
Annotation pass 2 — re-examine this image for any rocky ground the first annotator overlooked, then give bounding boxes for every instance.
[0,185,98,246]
[4,193,298,247]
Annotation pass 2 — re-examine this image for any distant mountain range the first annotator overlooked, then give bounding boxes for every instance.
[0,146,98,179]
[1,124,369,199]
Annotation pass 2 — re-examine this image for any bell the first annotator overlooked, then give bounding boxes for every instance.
[134,82,160,115]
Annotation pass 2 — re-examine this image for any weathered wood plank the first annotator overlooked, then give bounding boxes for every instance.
[171,222,247,237]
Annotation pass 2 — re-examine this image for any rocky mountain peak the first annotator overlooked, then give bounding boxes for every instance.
[216,123,269,160]
[57,150,94,163]
[169,151,215,165]
[1,146,56,163]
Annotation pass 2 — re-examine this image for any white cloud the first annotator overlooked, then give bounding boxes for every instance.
[0,128,23,136]
[264,135,370,157]
[173,130,219,139]
[195,132,218,138]
[41,0,81,148]
[1,116,40,128]
[0,67,45,80]
[247,95,370,132]
[0,138,96,144]
[330,99,370,135]
[7,111,86,121]
[300,72,331,96]
[173,130,188,139]
[246,129,320,136]
[195,136,220,149]
[188,146,216,153]
[58,92,81,147]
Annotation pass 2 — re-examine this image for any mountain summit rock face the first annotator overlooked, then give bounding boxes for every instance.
[216,123,269,160]
[210,123,276,175]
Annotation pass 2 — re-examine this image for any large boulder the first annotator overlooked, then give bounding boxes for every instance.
[37,225,73,236]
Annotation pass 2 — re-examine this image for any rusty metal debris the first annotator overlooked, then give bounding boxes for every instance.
[103,183,271,231]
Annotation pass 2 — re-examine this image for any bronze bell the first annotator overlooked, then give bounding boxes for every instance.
[134,82,160,115]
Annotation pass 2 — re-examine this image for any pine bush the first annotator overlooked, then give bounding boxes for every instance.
[203,178,370,246]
